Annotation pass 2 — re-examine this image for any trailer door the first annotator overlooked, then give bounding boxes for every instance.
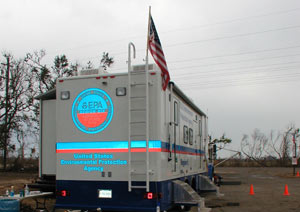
[199,118,202,169]
[173,99,179,172]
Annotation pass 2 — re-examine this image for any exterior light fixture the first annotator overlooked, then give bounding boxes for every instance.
[116,87,126,96]
[61,91,70,100]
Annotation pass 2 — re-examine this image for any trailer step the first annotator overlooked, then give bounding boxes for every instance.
[173,180,211,212]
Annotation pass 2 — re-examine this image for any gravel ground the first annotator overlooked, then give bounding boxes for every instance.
[196,167,300,212]
[1,167,300,211]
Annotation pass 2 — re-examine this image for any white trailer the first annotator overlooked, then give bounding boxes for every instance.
[35,89,56,191]
[37,59,215,211]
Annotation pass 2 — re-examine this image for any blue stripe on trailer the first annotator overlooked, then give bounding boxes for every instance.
[56,140,161,150]
[56,140,204,155]
[56,141,128,150]
[131,140,161,148]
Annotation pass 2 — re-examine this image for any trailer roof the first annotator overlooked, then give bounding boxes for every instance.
[170,82,207,117]
[34,88,56,100]
[34,67,207,118]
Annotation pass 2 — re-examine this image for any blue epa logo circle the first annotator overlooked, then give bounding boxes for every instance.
[71,88,114,134]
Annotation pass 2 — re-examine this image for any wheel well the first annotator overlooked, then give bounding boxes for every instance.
[191,177,196,190]
[184,178,189,185]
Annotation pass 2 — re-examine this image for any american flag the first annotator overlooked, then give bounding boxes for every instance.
[148,15,170,91]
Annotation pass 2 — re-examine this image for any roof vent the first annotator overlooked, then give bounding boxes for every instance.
[132,64,156,72]
[79,67,108,76]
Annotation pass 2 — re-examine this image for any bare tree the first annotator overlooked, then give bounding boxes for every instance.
[271,124,298,166]
[241,129,269,166]
[266,124,294,165]
[241,124,299,167]
[25,50,79,93]
[25,50,80,125]
[0,53,34,170]
[100,52,114,70]
[281,125,293,162]
[0,50,114,170]
[266,130,282,159]
[211,133,232,149]
[86,61,94,69]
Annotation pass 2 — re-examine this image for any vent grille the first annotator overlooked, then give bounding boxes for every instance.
[132,64,155,72]
[79,68,108,76]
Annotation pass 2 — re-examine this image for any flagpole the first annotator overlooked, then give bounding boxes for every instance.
[145,5,151,192]
[146,6,151,59]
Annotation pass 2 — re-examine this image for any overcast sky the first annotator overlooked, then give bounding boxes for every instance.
[1,0,300,157]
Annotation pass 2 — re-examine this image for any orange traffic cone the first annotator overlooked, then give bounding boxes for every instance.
[296,171,300,177]
[249,184,255,195]
[283,184,290,196]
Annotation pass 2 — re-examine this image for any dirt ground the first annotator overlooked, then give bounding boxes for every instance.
[1,167,300,211]
[199,167,300,212]
[0,171,38,195]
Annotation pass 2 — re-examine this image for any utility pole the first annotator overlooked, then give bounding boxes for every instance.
[283,128,293,166]
[292,128,300,176]
[2,55,10,170]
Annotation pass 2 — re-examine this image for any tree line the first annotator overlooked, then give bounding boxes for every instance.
[241,124,300,166]
[0,50,113,170]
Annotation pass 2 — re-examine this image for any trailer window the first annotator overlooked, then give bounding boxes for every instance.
[183,126,188,144]
[199,119,202,143]
[174,102,178,125]
[189,128,193,145]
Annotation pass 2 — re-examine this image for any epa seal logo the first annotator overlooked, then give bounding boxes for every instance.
[72,88,114,134]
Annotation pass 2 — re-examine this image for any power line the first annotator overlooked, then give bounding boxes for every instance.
[42,48,300,78]
[46,7,300,55]
[173,65,300,81]
[115,25,300,58]
[171,61,300,77]
[180,71,300,86]
[52,20,300,64]
[182,77,300,90]
[162,7,300,34]
[168,48,300,64]
[42,42,300,73]
[74,43,300,68]
[179,73,300,90]
[165,25,300,48]
[75,53,300,75]
[169,53,300,68]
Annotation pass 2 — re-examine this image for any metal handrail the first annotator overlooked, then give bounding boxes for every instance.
[128,42,135,192]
